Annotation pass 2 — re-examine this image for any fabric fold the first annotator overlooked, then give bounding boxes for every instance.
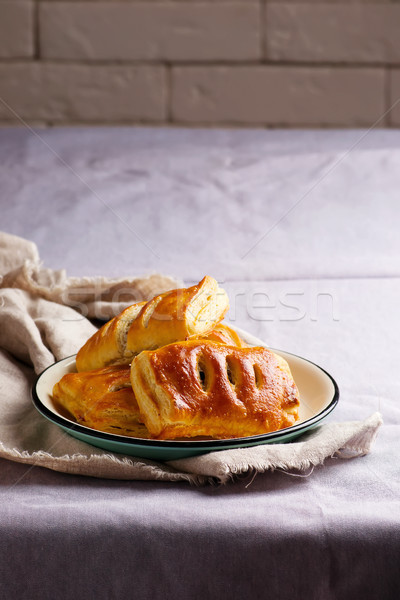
[0,232,182,320]
[168,413,383,484]
[0,232,383,485]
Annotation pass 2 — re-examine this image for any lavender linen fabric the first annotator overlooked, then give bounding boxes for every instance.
[1,128,400,599]
[0,233,380,484]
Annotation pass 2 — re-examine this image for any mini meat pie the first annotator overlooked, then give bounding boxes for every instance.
[130,341,300,440]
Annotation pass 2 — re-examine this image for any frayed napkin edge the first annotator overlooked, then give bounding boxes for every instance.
[168,413,384,485]
[0,442,210,486]
[0,414,384,487]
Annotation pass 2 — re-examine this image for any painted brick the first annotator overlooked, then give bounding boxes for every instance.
[38,0,255,3]
[266,4,400,63]
[39,2,261,61]
[0,63,166,122]
[267,0,390,3]
[0,1,33,58]
[171,66,385,126]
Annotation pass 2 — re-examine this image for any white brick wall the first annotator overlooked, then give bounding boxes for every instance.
[172,66,385,126]
[39,3,261,61]
[0,63,166,122]
[0,2,34,59]
[266,5,400,63]
[0,0,398,127]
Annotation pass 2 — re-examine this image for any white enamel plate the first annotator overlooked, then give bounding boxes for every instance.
[32,329,339,461]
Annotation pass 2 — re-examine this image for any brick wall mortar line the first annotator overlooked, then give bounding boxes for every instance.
[260,0,266,61]
[0,120,384,131]
[384,67,393,127]
[166,65,172,123]
[0,60,394,72]
[34,0,40,60]
[0,58,393,69]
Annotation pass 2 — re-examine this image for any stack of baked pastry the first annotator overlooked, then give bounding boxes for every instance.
[53,276,300,440]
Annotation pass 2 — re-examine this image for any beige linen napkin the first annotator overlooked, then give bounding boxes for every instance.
[0,232,382,485]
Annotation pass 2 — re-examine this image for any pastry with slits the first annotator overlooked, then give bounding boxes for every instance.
[52,365,149,438]
[76,276,229,372]
[130,340,300,440]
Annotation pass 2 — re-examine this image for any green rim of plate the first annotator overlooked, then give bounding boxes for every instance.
[32,349,339,457]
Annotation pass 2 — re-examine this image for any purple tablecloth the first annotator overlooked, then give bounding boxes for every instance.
[1,127,399,599]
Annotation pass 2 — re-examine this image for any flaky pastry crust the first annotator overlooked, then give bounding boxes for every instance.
[52,365,149,438]
[130,340,300,440]
[200,323,248,348]
[76,276,229,372]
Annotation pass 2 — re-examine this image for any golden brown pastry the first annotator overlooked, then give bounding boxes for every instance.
[76,276,229,372]
[125,276,229,356]
[200,323,248,348]
[76,302,146,372]
[52,365,149,438]
[130,340,300,440]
